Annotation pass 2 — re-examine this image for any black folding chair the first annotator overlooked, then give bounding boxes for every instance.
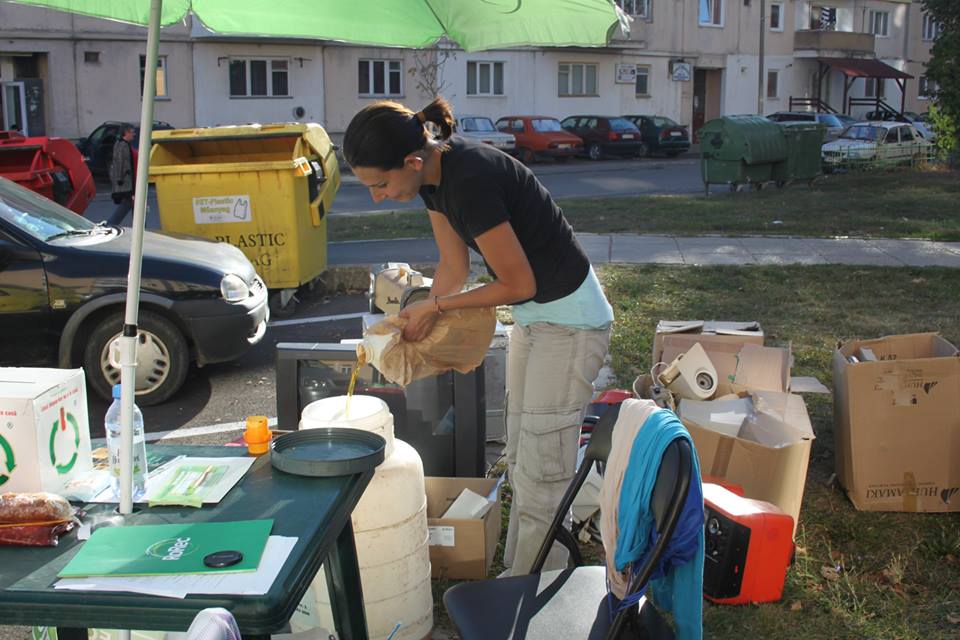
[444,404,693,639]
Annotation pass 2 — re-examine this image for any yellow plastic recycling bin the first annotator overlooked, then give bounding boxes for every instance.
[149,123,340,301]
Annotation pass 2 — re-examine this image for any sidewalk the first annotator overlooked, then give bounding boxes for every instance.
[330,233,960,268]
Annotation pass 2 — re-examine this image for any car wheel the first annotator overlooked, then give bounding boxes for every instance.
[518,148,536,165]
[635,143,649,158]
[588,144,603,161]
[83,310,189,406]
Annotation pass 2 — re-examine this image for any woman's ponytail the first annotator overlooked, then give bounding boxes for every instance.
[417,96,455,140]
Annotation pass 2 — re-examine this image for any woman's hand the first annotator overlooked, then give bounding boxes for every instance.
[398,299,439,342]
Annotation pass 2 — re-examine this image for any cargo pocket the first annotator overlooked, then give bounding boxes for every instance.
[516,409,583,483]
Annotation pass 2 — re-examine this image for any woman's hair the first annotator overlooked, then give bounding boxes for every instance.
[343,96,455,170]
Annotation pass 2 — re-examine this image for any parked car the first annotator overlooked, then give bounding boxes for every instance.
[835,114,858,127]
[863,110,935,140]
[622,115,690,157]
[75,120,174,178]
[821,121,932,169]
[766,111,846,141]
[453,115,515,154]
[495,115,583,163]
[0,176,268,405]
[560,115,642,160]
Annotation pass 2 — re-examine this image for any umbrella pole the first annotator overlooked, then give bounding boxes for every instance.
[118,0,163,517]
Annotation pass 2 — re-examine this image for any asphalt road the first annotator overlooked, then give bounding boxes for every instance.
[83,153,701,223]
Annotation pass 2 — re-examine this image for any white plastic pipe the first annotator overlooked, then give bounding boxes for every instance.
[118,0,163,517]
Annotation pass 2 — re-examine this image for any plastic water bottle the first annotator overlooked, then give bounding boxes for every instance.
[105,384,148,502]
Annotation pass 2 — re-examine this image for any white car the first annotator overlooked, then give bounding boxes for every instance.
[454,115,516,153]
[821,121,932,168]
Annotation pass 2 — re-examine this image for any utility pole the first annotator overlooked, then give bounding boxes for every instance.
[758,0,766,115]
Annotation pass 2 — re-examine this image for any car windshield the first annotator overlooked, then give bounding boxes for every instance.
[651,117,679,128]
[609,118,637,131]
[818,114,843,127]
[460,117,496,132]
[840,125,883,141]
[0,178,98,242]
[532,118,563,132]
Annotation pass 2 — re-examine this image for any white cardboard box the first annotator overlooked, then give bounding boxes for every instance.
[0,368,93,493]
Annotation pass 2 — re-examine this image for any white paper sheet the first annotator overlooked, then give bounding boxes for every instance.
[85,456,255,505]
[53,535,297,598]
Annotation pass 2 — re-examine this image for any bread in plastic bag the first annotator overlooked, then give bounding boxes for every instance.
[360,307,496,386]
[0,492,78,547]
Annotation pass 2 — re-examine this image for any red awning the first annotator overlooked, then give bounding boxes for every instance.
[818,57,913,79]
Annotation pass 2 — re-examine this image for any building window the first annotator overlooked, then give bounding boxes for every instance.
[767,70,779,99]
[865,78,885,98]
[635,65,650,96]
[617,0,650,19]
[229,58,289,97]
[699,0,723,27]
[869,10,889,37]
[140,55,168,99]
[811,6,836,31]
[84,51,100,64]
[358,59,402,97]
[558,63,598,96]
[919,76,939,99]
[467,61,504,96]
[769,3,783,31]
[922,14,943,42]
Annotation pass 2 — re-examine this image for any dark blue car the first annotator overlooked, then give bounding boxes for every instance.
[0,177,268,405]
[623,115,691,157]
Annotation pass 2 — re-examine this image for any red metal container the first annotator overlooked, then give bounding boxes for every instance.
[0,130,95,214]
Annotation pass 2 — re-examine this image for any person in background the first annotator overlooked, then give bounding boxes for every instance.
[342,97,613,576]
[108,125,136,226]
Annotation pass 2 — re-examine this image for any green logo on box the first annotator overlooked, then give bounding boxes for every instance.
[0,434,14,486]
[49,410,80,475]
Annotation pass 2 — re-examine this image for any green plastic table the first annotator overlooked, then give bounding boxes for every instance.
[0,445,373,640]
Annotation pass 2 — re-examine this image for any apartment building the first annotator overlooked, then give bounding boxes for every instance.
[0,1,941,141]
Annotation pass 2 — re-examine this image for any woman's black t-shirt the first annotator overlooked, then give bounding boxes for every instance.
[418,136,589,304]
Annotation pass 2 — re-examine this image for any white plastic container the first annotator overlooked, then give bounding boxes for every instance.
[295,395,433,640]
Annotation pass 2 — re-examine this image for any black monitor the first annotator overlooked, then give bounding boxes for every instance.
[275,342,486,477]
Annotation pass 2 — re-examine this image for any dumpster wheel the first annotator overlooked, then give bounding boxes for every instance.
[269,289,299,319]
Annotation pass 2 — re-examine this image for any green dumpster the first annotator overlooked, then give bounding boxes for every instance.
[774,122,825,185]
[698,116,787,194]
[149,123,340,316]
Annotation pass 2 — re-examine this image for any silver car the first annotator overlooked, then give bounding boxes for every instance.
[454,115,516,153]
[767,111,846,141]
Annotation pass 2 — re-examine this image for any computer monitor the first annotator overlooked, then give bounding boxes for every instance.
[275,342,486,477]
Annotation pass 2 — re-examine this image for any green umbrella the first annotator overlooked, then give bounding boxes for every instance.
[4,0,625,516]
[9,0,626,51]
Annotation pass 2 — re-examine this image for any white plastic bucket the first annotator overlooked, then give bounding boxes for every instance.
[299,394,395,457]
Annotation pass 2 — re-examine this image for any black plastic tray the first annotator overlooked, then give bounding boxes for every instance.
[270,428,385,477]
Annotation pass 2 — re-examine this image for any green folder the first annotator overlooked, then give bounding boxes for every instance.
[58,519,273,577]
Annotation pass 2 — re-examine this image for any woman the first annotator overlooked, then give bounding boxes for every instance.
[343,97,613,576]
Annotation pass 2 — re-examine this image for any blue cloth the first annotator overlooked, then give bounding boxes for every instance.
[613,409,704,640]
[511,266,613,330]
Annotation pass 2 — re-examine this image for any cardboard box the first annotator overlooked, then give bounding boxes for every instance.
[833,333,960,512]
[0,368,93,494]
[654,321,765,396]
[682,390,815,535]
[425,476,501,580]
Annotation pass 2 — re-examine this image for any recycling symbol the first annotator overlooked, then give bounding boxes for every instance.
[49,410,80,475]
[0,433,14,487]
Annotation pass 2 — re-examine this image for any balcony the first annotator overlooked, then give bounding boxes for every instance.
[794,30,875,58]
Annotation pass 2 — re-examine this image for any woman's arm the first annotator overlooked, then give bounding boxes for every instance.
[400,219,535,341]
[427,210,470,297]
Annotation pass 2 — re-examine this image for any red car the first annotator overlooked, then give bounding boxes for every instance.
[495,115,583,164]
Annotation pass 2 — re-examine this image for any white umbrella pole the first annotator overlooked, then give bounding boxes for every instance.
[118,0,163,517]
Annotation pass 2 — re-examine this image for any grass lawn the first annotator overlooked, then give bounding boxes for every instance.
[328,168,960,242]
[432,264,960,640]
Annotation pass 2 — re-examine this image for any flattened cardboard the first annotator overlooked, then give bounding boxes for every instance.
[833,333,960,513]
[731,344,791,394]
[425,477,502,580]
[683,390,814,535]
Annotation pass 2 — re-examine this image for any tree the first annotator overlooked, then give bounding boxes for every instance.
[408,40,458,101]
[922,1,960,152]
